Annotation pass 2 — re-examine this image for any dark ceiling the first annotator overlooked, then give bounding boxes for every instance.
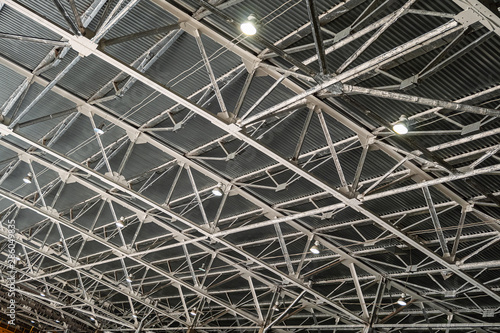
[0,0,500,332]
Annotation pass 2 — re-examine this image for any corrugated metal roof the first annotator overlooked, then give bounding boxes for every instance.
[1,0,500,330]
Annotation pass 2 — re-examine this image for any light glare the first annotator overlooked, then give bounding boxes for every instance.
[212,187,223,196]
[393,123,408,135]
[240,21,257,35]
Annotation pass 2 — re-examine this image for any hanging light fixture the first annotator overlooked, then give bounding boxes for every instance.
[272,300,280,312]
[90,316,96,322]
[240,14,258,36]
[132,313,138,319]
[397,293,407,306]
[212,185,223,197]
[189,309,197,316]
[23,172,33,184]
[115,216,125,228]
[93,123,105,135]
[199,263,206,272]
[125,274,133,283]
[39,286,48,297]
[392,115,409,135]
[310,240,321,254]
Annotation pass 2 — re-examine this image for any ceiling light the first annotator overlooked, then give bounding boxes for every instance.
[55,319,60,323]
[115,216,125,228]
[272,301,280,312]
[393,115,409,135]
[310,241,321,254]
[132,313,138,319]
[93,124,105,135]
[199,263,206,272]
[397,294,407,306]
[241,15,258,36]
[212,186,223,197]
[30,320,35,324]
[39,290,45,297]
[125,275,133,283]
[23,172,32,184]
[90,316,96,322]
[189,309,197,316]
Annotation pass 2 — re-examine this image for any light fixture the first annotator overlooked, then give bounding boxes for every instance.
[397,294,407,306]
[272,301,280,312]
[55,319,60,323]
[310,241,321,254]
[393,115,409,135]
[240,14,258,36]
[132,313,138,319]
[125,274,133,283]
[189,309,197,316]
[90,316,96,322]
[30,320,35,324]
[93,124,105,135]
[23,172,32,184]
[115,216,125,228]
[39,290,46,297]
[212,186,223,197]
[199,263,206,272]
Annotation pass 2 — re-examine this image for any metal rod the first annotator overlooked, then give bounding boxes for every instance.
[0,33,69,46]
[422,186,451,258]
[292,106,315,162]
[8,56,81,129]
[194,30,228,116]
[337,0,415,74]
[100,23,180,47]
[52,0,82,35]
[16,107,78,128]
[263,290,307,333]
[305,0,328,74]
[67,0,84,32]
[318,110,348,187]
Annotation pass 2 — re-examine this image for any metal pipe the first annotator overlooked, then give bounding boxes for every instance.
[305,0,328,74]
[8,56,81,129]
[100,23,180,47]
[363,163,500,201]
[0,32,69,46]
[263,290,307,333]
[16,107,78,128]
[246,21,459,121]
[343,84,500,117]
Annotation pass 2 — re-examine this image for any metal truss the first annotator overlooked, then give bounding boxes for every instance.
[0,0,499,332]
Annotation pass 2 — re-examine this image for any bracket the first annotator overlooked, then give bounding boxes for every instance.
[322,82,343,96]
[454,9,480,27]
[399,74,419,90]
[70,36,98,57]
[334,27,351,42]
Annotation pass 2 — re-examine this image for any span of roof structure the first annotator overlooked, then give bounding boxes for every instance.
[0,0,499,332]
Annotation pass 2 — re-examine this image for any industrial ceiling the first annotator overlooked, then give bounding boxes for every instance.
[0,0,500,332]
